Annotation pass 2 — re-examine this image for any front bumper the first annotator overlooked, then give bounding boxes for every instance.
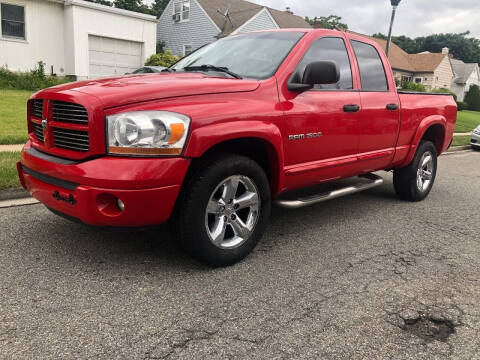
[471,132,480,148]
[18,142,191,227]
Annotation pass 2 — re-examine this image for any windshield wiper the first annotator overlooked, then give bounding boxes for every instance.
[183,65,243,79]
[161,68,176,73]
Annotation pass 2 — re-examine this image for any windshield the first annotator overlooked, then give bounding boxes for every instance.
[171,31,306,80]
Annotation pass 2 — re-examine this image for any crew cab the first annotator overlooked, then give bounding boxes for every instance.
[17,29,457,266]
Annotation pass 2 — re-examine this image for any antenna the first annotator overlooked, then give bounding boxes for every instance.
[217,7,234,27]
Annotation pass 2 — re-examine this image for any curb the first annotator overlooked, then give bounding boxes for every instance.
[0,187,30,201]
[445,145,472,154]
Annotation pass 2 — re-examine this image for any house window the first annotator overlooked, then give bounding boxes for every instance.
[173,0,190,22]
[183,44,192,56]
[401,75,412,83]
[415,78,422,84]
[1,3,25,39]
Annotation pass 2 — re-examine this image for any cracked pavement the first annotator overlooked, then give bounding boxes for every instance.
[1,151,479,359]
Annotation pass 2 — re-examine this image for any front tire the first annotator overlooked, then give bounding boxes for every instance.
[176,154,271,266]
[393,140,438,202]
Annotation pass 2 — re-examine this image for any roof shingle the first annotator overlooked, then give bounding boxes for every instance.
[196,0,310,37]
[348,31,449,73]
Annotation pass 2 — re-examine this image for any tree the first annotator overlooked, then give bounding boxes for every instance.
[84,0,113,6]
[464,84,480,111]
[114,0,151,15]
[305,15,348,30]
[150,0,169,18]
[372,31,480,64]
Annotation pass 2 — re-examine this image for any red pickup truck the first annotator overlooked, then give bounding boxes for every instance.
[18,29,457,266]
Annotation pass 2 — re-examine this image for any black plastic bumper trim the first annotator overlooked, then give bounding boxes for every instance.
[22,165,79,191]
[25,147,79,165]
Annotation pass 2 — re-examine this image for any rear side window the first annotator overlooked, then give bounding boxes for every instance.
[351,40,388,91]
[296,37,353,90]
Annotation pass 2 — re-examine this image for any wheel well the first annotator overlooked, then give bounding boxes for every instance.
[187,138,280,195]
[421,124,445,154]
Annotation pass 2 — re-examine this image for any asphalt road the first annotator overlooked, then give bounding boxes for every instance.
[1,151,479,360]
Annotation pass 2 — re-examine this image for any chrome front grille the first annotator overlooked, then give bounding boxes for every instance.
[32,122,44,143]
[53,128,90,152]
[32,99,43,118]
[52,101,88,124]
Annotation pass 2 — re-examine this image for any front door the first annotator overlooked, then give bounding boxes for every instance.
[282,36,361,189]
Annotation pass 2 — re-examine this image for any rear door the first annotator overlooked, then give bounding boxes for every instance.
[282,36,362,188]
[349,39,400,171]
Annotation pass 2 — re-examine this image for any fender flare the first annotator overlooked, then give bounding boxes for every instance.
[400,115,446,168]
[183,121,285,195]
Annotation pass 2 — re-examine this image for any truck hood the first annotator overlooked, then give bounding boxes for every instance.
[42,73,261,108]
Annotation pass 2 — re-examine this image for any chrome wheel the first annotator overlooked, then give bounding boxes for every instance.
[205,175,261,249]
[416,151,434,192]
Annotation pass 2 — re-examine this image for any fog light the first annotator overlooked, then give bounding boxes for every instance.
[117,198,125,211]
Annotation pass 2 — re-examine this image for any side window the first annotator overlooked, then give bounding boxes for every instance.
[351,40,388,91]
[296,37,353,90]
[1,3,25,39]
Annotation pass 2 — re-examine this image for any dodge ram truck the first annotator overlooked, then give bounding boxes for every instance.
[17,29,457,266]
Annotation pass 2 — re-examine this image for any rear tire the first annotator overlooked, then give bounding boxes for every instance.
[393,140,437,202]
[176,154,271,267]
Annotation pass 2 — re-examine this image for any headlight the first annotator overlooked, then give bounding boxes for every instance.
[474,126,480,135]
[107,111,190,156]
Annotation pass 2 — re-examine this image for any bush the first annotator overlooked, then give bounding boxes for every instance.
[456,101,468,111]
[401,81,426,92]
[464,84,480,111]
[145,51,180,67]
[0,62,70,91]
[432,88,457,101]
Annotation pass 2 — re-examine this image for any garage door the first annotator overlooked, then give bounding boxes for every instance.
[88,35,143,78]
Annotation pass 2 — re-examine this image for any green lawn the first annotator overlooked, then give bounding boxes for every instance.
[0,89,32,145]
[0,151,21,189]
[451,135,472,147]
[456,110,480,133]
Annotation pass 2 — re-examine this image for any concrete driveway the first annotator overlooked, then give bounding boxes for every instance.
[1,151,479,359]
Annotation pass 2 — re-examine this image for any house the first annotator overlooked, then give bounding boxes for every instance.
[450,59,480,101]
[0,0,157,79]
[157,0,311,57]
[348,32,455,91]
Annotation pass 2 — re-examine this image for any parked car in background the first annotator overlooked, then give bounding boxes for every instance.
[472,125,480,150]
[18,29,457,266]
[126,66,166,75]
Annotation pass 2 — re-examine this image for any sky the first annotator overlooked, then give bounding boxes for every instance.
[251,0,480,40]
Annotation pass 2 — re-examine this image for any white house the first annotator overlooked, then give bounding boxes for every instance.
[0,0,157,79]
[450,59,480,102]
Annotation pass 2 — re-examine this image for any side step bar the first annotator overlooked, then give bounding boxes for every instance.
[275,173,384,209]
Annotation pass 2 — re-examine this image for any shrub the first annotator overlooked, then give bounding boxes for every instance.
[401,81,426,92]
[456,101,468,111]
[145,51,180,67]
[432,88,457,101]
[0,61,70,91]
[464,84,480,111]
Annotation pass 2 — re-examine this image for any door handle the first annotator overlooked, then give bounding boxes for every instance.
[386,103,399,111]
[343,104,360,113]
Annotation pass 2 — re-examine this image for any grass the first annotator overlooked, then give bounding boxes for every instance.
[451,135,472,147]
[455,110,480,133]
[0,89,32,144]
[0,151,21,190]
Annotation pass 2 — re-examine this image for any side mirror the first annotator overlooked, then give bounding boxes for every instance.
[287,61,340,92]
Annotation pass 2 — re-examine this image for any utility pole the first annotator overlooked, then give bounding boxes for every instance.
[386,0,402,57]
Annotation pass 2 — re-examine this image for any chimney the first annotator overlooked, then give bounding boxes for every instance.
[285,7,293,14]
[442,47,449,55]
[313,19,322,29]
